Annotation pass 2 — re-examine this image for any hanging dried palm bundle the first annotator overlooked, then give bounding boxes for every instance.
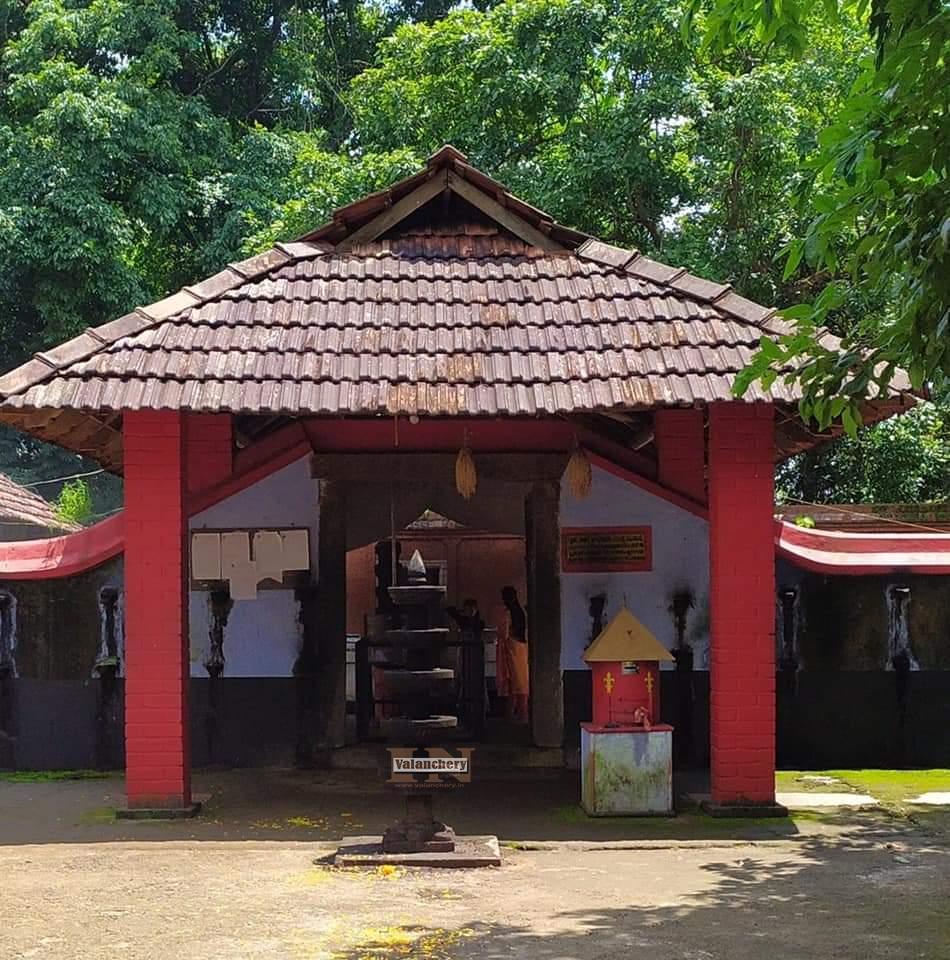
[455,430,477,499]
[566,438,592,498]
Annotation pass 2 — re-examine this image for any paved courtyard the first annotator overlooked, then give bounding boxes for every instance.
[1,771,948,960]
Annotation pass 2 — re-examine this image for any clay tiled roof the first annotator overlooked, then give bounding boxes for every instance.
[0,474,79,534]
[0,250,824,415]
[0,145,914,468]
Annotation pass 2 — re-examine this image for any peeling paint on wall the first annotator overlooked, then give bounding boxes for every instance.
[0,590,17,754]
[777,586,801,672]
[204,589,233,679]
[668,587,694,657]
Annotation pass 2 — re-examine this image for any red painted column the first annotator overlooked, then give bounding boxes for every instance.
[655,408,706,503]
[185,413,232,494]
[123,410,191,809]
[707,402,776,805]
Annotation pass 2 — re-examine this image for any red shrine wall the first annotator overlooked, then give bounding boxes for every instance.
[707,403,776,804]
[654,408,706,503]
[124,410,191,808]
[3,415,950,777]
[185,413,233,494]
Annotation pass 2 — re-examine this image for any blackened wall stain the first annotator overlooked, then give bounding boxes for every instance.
[787,570,950,672]
[3,558,121,681]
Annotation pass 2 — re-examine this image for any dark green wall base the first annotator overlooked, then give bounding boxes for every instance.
[2,671,949,772]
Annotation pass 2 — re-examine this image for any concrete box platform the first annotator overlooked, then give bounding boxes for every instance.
[581,724,673,816]
[334,835,501,868]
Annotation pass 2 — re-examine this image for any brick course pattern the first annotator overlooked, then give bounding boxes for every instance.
[123,410,191,809]
[707,402,776,805]
[185,413,233,494]
[654,408,706,503]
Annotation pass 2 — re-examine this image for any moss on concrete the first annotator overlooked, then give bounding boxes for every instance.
[1,769,113,783]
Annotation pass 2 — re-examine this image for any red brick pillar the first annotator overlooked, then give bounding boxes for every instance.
[707,402,777,807]
[655,408,706,503]
[123,410,191,810]
[185,413,232,494]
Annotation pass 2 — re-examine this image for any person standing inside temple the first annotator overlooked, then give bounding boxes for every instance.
[446,598,485,639]
[500,586,529,723]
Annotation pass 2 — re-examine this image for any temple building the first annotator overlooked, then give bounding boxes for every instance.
[0,146,938,814]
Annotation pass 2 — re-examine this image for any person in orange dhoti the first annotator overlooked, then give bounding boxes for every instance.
[500,585,529,723]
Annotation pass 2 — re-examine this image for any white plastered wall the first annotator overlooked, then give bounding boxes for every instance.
[187,455,319,677]
[560,465,710,672]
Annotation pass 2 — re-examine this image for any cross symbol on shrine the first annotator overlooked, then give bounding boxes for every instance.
[644,672,654,697]
[603,671,615,694]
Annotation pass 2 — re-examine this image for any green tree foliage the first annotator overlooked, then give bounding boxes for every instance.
[694,0,949,424]
[0,0,230,350]
[0,0,946,506]
[779,398,950,504]
[349,0,695,248]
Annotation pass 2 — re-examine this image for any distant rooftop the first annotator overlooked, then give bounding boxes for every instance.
[0,474,80,537]
[776,503,950,534]
[406,509,464,530]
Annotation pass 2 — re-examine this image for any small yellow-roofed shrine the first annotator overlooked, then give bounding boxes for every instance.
[581,604,675,815]
[583,606,674,664]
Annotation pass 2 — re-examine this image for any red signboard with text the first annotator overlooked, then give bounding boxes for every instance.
[560,526,653,573]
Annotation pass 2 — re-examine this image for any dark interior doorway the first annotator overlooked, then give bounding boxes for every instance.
[310,451,565,750]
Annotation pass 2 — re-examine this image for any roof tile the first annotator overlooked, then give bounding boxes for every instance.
[626,256,685,285]
[575,239,637,270]
[138,289,201,322]
[0,176,911,427]
[669,272,731,303]
[229,247,291,279]
[714,291,774,324]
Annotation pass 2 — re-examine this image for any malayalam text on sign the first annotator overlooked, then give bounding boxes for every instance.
[561,526,653,572]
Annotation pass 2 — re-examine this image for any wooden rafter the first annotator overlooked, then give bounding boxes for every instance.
[336,170,449,251]
[446,171,562,251]
[333,166,565,253]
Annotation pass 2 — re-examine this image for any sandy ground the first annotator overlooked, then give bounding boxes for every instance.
[2,839,948,959]
[1,772,948,959]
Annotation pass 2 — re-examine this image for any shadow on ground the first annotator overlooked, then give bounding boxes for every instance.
[334,844,949,960]
[325,842,950,960]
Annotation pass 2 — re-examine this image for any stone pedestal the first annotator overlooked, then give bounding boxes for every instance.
[382,792,457,854]
[380,552,458,853]
[581,723,673,816]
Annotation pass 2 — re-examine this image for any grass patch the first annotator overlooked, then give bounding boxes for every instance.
[1,769,113,783]
[778,769,950,807]
[776,771,855,793]
[77,806,116,825]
